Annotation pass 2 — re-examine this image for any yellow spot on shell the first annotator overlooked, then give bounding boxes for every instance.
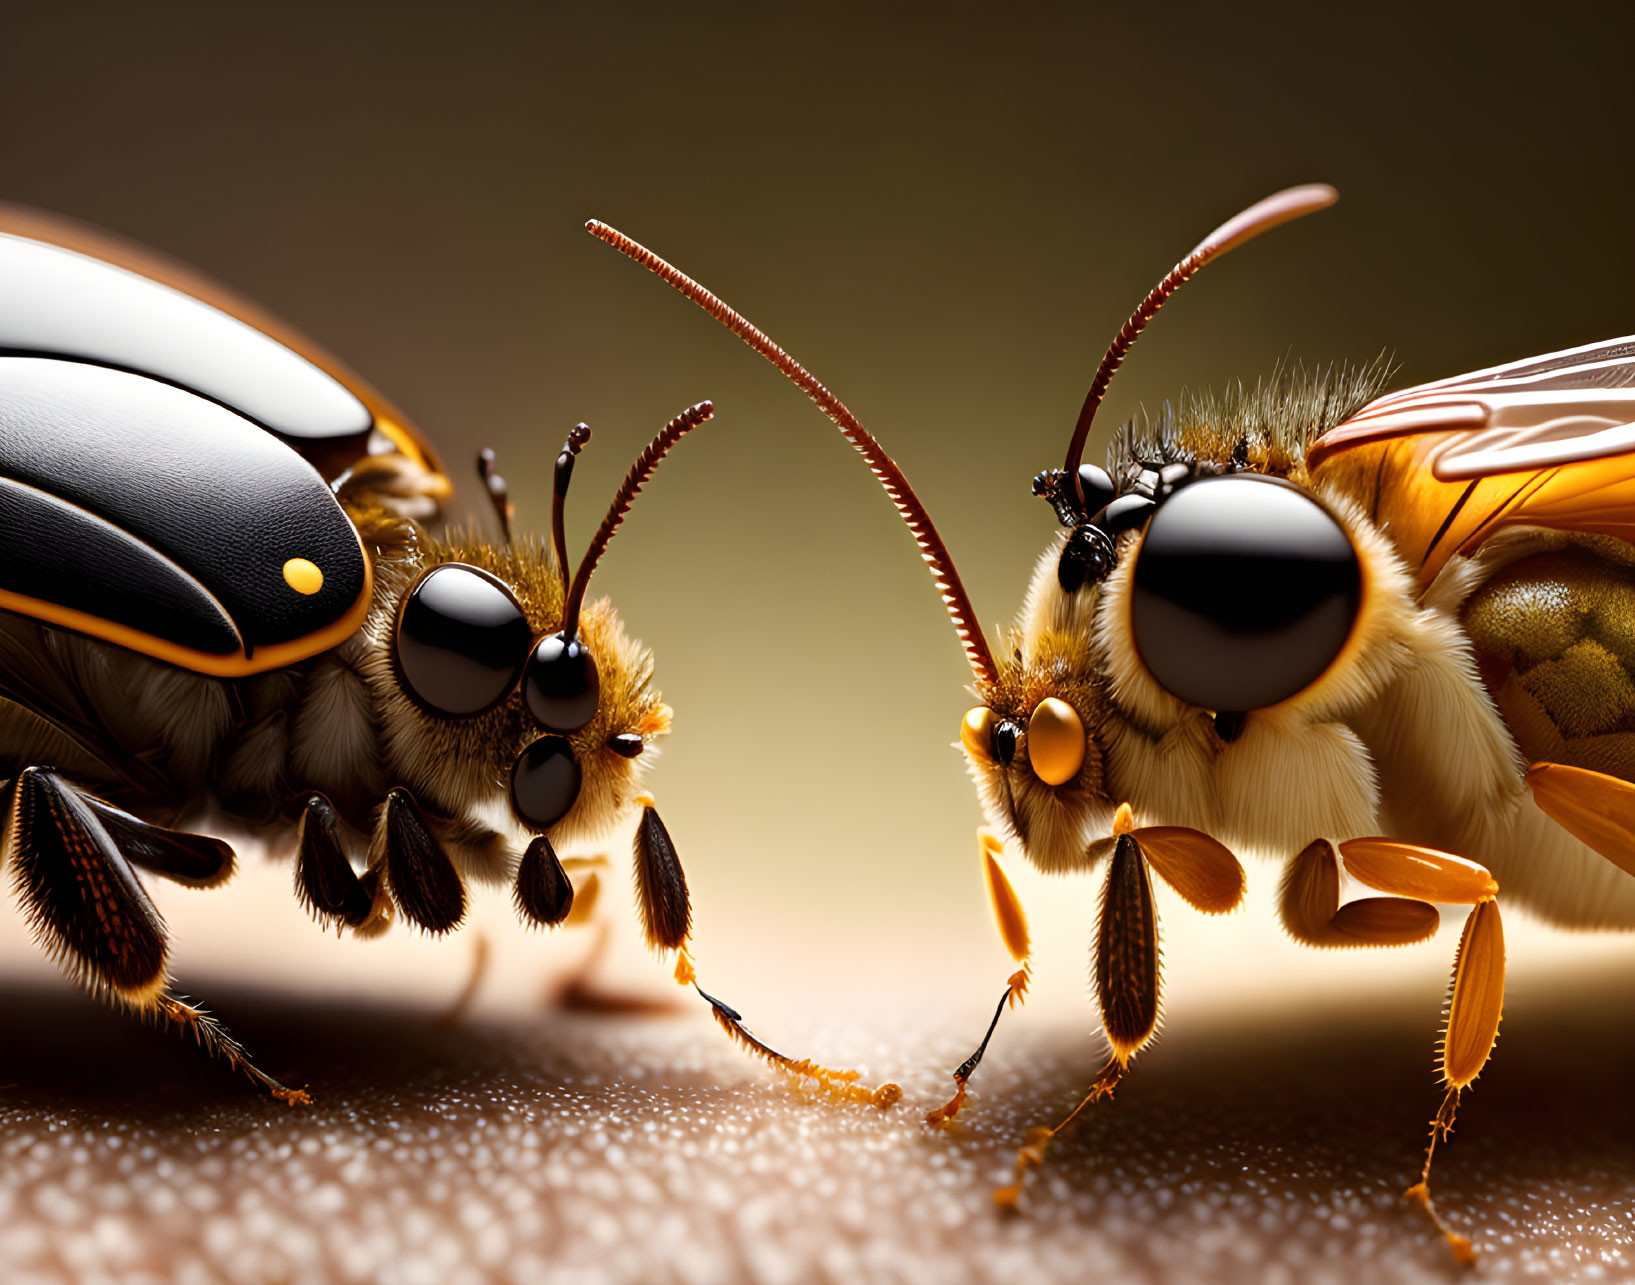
[282,558,324,595]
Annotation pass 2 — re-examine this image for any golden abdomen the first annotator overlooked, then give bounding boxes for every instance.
[1464,537,1635,785]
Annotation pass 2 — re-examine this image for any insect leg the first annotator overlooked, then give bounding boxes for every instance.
[77,796,234,888]
[1405,899,1504,1266]
[436,932,492,1027]
[513,834,575,927]
[369,788,467,935]
[294,792,383,932]
[1128,822,1245,915]
[6,766,169,999]
[995,829,1161,1207]
[632,799,690,956]
[1526,761,1635,877]
[1327,838,1503,1265]
[5,766,307,1103]
[632,797,902,1108]
[1278,839,1441,947]
[147,994,312,1105]
[926,828,1032,1126]
[559,855,605,926]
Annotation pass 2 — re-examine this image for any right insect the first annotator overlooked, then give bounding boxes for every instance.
[590,186,1635,1263]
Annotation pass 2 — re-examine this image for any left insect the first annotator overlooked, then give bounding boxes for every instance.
[0,204,890,1104]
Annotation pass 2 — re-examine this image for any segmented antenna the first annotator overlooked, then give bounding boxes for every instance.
[587,221,1001,694]
[551,424,592,606]
[561,401,715,640]
[1062,184,1339,513]
[477,449,514,546]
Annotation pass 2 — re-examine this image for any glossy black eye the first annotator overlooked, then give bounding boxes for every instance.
[396,564,531,716]
[523,633,601,733]
[1129,475,1361,711]
[510,736,582,830]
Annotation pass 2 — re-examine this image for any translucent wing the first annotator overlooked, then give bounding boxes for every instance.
[1307,337,1635,584]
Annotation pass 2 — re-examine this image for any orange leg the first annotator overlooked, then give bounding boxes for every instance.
[927,829,1032,1127]
[1399,894,1504,1267]
[1528,761,1635,877]
[1278,838,1442,948]
[560,856,605,926]
[1282,837,1504,1265]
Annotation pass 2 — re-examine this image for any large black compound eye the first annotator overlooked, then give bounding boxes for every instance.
[1129,474,1362,712]
[510,736,583,830]
[396,564,532,716]
[523,632,601,733]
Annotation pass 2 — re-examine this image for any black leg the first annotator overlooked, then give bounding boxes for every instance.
[295,792,379,930]
[633,802,690,951]
[925,984,1017,1126]
[514,835,574,926]
[82,795,235,888]
[6,766,306,1102]
[374,788,466,934]
[632,797,901,1108]
[7,766,168,998]
[927,828,1033,1126]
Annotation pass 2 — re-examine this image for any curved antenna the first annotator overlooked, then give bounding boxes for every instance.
[1062,184,1339,512]
[561,400,714,640]
[550,424,592,605]
[587,220,1001,694]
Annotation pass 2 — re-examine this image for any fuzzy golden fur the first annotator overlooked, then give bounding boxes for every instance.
[353,505,668,868]
[963,363,1635,928]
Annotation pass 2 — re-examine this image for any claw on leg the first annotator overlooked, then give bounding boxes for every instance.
[996,829,1159,1207]
[994,1055,1126,1207]
[926,982,1017,1127]
[151,993,311,1106]
[1295,835,1504,1264]
[1405,1089,1473,1266]
[696,984,901,1108]
[927,831,1035,1126]
[632,798,899,1108]
[7,768,309,1101]
[1405,897,1504,1265]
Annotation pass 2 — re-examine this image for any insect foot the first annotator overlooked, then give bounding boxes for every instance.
[630,798,902,1109]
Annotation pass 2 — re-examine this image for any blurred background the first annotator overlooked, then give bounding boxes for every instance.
[2,2,1634,1043]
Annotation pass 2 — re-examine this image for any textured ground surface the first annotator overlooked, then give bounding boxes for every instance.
[3,958,1634,1285]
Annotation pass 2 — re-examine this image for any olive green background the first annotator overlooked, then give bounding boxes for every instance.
[2,3,1631,1012]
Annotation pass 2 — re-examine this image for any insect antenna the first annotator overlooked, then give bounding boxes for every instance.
[1061,184,1338,514]
[587,220,1001,694]
[549,424,592,604]
[477,449,515,546]
[560,400,715,641]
